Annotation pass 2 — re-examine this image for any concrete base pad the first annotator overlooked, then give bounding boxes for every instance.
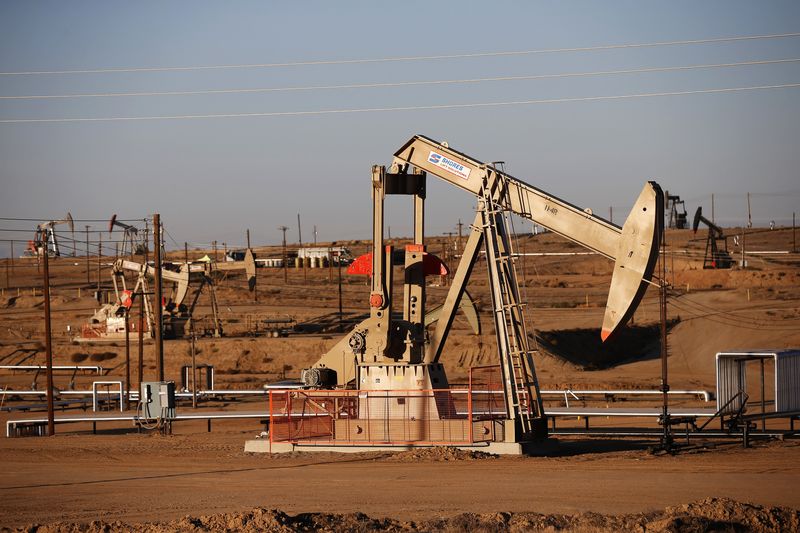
[244,439,559,456]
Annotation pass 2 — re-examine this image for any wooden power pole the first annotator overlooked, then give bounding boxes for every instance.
[153,214,164,381]
[42,249,55,435]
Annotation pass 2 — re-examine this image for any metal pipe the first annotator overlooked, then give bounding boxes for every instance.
[546,389,715,402]
[91,381,124,413]
[0,365,104,373]
[0,386,713,401]
[455,389,714,402]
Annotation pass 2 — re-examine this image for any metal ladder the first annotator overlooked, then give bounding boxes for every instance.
[480,170,546,438]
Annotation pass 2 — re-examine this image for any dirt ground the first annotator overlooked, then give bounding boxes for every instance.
[1,226,799,530]
[0,431,799,531]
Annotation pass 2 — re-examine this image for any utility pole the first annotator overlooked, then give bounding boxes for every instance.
[138,243,147,389]
[247,229,256,302]
[793,212,796,253]
[96,232,102,296]
[658,225,671,450]
[278,226,288,283]
[42,249,55,436]
[747,192,752,228]
[456,219,464,253]
[138,287,144,390]
[742,222,747,269]
[338,256,343,332]
[297,213,302,246]
[153,214,164,382]
[711,193,715,225]
[124,306,130,407]
[143,219,149,256]
[85,226,90,285]
[190,327,197,409]
[441,240,449,287]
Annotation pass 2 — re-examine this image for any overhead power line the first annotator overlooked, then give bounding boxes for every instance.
[1,32,798,76]
[2,57,797,100]
[1,82,798,124]
[0,216,144,223]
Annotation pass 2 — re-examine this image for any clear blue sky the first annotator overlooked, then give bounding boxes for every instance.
[1,1,799,256]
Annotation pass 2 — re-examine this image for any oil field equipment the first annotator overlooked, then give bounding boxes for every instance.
[665,191,688,229]
[21,212,74,258]
[692,206,733,269]
[108,214,147,257]
[292,135,663,448]
[77,248,256,341]
[297,246,354,265]
[138,381,176,429]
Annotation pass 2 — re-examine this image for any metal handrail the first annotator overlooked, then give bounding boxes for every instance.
[698,390,749,432]
[564,389,581,408]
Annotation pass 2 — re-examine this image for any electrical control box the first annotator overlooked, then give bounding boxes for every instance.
[140,381,176,420]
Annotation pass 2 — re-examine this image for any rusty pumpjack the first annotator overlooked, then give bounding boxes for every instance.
[301,135,663,444]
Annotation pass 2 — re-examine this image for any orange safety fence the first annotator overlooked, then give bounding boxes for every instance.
[267,369,515,448]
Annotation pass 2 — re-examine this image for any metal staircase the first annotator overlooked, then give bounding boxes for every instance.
[479,170,547,439]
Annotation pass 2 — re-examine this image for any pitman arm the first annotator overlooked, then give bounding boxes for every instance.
[393,134,663,342]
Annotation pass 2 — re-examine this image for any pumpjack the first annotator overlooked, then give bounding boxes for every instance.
[77,249,257,341]
[300,135,663,444]
[108,214,147,256]
[21,213,74,258]
[665,191,688,229]
[692,206,733,269]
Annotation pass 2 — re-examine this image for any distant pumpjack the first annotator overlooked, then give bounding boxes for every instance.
[665,191,688,229]
[22,213,74,258]
[109,214,146,257]
[692,206,733,269]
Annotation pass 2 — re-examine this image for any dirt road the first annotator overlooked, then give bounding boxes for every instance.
[1,428,798,528]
